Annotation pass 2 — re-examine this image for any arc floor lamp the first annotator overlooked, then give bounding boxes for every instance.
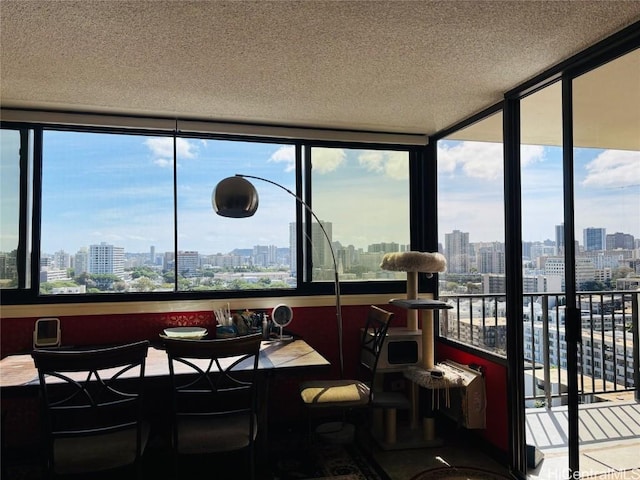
[212,174,344,378]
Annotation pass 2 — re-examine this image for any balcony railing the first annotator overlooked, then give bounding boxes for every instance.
[438,290,640,407]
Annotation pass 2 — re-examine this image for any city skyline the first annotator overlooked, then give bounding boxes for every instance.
[38,223,638,261]
[2,130,639,255]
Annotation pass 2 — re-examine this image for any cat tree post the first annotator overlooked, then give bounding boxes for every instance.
[380,251,448,437]
[406,270,418,331]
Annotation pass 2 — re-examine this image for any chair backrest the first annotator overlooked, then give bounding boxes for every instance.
[31,340,150,472]
[163,333,263,447]
[359,305,395,399]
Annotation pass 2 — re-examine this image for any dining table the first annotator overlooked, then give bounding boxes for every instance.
[0,337,331,464]
[0,338,330,389]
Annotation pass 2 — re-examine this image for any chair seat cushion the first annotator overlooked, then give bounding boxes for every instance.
[53,423,150,475]
[176,413,257,455]
[299,379,370,407]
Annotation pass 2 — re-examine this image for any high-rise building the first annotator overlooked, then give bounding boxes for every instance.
[89,242,124,277]
[252,245,277,267]
[445,230,470,274]
[477,248,505,274]
[289,222,297,275]
[543,256,596,291]
[606,232,635,250]
[555,223,564,255]
[149,245,156,264]
[74,248,88,275]
[583,227,606,251]
[177,251,199,277]
[368,242,400,253]
[311,221,333,270]
[54,250,71,269]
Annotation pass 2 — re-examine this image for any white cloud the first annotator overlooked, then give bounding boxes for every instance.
[268,145,296,172]
[358,151,408,180]
[438,141,503,180]
[358,151,384,173]
[521,144,545,167]
[145,138,198,168]
[582,149,640,188]
[313,148,345,173]
[438,141,545,180]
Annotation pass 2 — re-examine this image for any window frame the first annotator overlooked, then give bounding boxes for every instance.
[1,119,422,305]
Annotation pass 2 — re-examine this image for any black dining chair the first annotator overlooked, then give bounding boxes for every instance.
[163,333,263,480]
[299,305,410,444]
[31,340,150,479]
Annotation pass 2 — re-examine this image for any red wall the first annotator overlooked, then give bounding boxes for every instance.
[436,342,509,453]
[1,304,508,455]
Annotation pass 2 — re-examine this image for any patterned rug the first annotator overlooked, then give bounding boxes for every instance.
[272,442,389,480]
[409,466,512,480]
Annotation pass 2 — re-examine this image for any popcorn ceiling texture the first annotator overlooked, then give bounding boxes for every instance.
[1,0,639,135]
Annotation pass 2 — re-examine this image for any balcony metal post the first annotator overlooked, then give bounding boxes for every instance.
[632,292,639,403]
[542,296,552,408]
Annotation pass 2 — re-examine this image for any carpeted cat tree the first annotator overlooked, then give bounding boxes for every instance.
[380,251,447,369]
[380,251,450,445]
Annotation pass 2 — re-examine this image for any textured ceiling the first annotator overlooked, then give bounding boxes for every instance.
[1,0,639,136]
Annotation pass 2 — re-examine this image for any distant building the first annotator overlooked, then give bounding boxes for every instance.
[477,246,505,274]
[606,232,635,250]
[54,250,71,269]
[89,242,125,277]
[368,242,400,253]
[74,248,88,275]
[543,256,596,291]
[555,223,564,255]
[445,230,470,274]
[177,251,199,277]
[584,227,606,251]
[616,277,640,290]
[40,268,71,282]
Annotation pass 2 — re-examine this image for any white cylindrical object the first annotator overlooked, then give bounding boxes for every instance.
[406,271,418,331]
[422,310,434,369]
[423,417,435,441]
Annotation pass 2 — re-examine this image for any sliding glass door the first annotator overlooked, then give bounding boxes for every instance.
[570,48,640,479]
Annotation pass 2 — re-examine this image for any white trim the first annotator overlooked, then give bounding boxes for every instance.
[1,108,428,145]
[177,119,428,145]
[0,109,175,131]
[0,293,408,319]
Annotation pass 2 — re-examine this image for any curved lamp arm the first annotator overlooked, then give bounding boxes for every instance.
[213,174,344,378]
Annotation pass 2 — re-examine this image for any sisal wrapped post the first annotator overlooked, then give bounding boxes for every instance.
[380,251,447,441]
[380,251,446,373]
[422,310,435,369]
[406,271,419,330]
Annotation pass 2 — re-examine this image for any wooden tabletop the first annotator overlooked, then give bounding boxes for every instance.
[0,339,330,389]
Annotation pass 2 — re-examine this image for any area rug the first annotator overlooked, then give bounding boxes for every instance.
[273,442,388,480]
[409,466,512,480]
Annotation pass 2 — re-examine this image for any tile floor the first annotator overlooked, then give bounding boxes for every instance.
[526,401,640,480]
[359,424,511,480]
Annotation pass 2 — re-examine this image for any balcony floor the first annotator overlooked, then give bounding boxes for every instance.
[526,399,640,479]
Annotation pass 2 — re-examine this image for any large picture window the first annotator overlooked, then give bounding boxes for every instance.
[0,129,21,289]
[310,146,411,282]
[40,130,175,294]
[177,139,296,291]
[3,123,414,299]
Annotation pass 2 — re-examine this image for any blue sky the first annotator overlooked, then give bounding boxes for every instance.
[1,130,638,255]
[36,131,411,255]
[437,140,639,245]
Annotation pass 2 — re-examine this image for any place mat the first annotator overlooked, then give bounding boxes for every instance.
[410,466,511,480]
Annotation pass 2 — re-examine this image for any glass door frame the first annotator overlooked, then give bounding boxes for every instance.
[503,26,640,480]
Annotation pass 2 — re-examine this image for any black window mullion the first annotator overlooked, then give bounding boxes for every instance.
[30,128,43,293]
